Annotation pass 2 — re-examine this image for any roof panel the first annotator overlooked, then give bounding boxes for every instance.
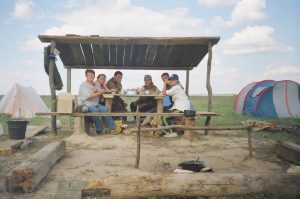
[39,35,220,70]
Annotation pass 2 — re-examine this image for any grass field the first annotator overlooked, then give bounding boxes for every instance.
[1,95,300,144]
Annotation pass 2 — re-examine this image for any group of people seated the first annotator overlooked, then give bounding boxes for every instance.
[78,69,193,137]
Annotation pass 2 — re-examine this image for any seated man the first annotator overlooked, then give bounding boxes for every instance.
[162,74,191,137]
[78,69,115,134]
[106,71,127,120]
[130,75,159,113]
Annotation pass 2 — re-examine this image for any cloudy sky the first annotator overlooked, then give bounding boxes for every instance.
[0,0,299,95]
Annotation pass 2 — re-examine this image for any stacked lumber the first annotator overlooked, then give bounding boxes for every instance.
[6,141,65,192]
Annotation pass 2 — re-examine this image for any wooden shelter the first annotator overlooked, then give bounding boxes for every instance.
[38,34,220,134]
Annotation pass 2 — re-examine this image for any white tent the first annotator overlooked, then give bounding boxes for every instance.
[0,84,49,118]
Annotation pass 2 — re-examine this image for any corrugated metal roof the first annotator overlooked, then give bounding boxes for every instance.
[39,35,220,70]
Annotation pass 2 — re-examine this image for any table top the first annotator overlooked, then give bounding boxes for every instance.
[103,93,165,98]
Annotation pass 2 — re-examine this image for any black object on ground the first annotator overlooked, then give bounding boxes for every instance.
[178,160,205,172]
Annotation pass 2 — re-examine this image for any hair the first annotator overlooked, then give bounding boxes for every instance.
[161,72,169,77]
[97,74,106,79]
[114,71,123,77]
[85,69,95,76]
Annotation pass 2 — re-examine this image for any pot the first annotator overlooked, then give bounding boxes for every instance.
[184,110,196,117]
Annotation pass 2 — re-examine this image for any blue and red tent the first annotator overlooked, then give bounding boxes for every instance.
[234,80,300,118]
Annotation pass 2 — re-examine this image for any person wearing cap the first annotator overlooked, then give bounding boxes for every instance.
[162,74,191,137]
[130,74,159,113]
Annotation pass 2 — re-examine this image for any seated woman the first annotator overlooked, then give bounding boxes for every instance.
[130,75,159,113]
[162,74,191,137]
[78,69,115,135]
[95,74,117,106]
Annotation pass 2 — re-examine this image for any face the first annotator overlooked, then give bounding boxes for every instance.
[168,79,177,86]
[86,72,95,82]
[161,75,169,83]
[97,75,106,84]
[144,78,152,86]
[114,74,123,83]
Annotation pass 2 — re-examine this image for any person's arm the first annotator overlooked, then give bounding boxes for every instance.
[162,81,168,95]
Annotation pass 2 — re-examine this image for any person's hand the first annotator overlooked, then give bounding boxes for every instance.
[110,88,118,92]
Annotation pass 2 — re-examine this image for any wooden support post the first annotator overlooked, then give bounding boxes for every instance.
[247,125,253,157]
[205,42,212,135]
[6,141,65,193]
[67,66,71,93]
[74,117,85,135]
[135,106,141,168]
[49,41,57,135]
[155,96,164,126]
[104,95,114,111]
[185,69,190,96]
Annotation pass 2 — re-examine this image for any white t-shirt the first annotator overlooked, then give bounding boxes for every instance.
[78,81,98,106]
[166,84,190,111]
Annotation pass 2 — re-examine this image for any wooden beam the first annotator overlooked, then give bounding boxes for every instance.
[49,41,57,135]
[276,141,300,164]
[38,35,220,45]
[63,65,193,70]
[6,141,65,192]
[66,66,71,93]
[185,69,190,96]
[135,107,141,168]
[205,42,212,135]
[36,111,221,117]
[56,173,300,198]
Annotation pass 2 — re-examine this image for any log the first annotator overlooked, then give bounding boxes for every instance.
[56,172,300,199]
[135,107,141,168]
[276,141,300,165]
[49,41,57,135]
[0,139,24,156]
[6,141,65,192]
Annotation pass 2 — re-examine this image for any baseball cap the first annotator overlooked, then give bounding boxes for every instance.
[168,74,179,80]
[144,75,152,80]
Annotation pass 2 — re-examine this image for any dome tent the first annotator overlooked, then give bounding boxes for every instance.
[0,84,49,118]
[234,80,300,118]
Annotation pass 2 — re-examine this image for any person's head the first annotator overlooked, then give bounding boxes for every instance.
[168,74,179,86]
[161,72,169,83]
[97,74,106,84]
[144,75,153,86]
[85,69,95,82]
[114,71,123,83]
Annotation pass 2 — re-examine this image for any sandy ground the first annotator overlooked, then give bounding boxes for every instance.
[0,129,289,198]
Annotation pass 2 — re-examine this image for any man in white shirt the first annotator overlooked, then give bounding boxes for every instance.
[78,70,115,134]
[162,74,191,137]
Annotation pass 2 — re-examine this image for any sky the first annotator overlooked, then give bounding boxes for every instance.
[0,0,299,95]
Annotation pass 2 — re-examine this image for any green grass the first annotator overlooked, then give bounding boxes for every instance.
[1,95,299,144]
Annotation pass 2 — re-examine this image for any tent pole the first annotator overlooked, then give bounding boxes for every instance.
[67,66,71,93]
[185,69,190,96]
[205,42,212,135]
[49,41,57,135]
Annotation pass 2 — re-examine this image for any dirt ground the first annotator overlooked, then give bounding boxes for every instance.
[0,127,292,198]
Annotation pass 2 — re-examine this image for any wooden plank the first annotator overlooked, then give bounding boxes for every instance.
[0,139,24,156]
[81,43,94,66]
[144,45,158,67]
[6,141,66,193]
[92,44,104,66]
[276,141,300,164]
[205,42,213,135]
[55,43,75,66]
[38,35,221,45]
[36,111,222,117]
[109,44,117,66]
[101,44,109,66]
[68,44,86,66]
[25,123,50,139]
[116,44,125,66]
[131,44,148,67]
[123,44,133,66]
[57,93,73,114]
[152,45,169,67]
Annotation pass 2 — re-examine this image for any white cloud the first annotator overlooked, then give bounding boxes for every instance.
[10,0,35,20]
[263,65,300,76]
[57,0,80,9]
[22,37,46,51]
[23,0,211,51]
[198,0,239,6]
[222,26,293,55]
[213,0,266,27]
